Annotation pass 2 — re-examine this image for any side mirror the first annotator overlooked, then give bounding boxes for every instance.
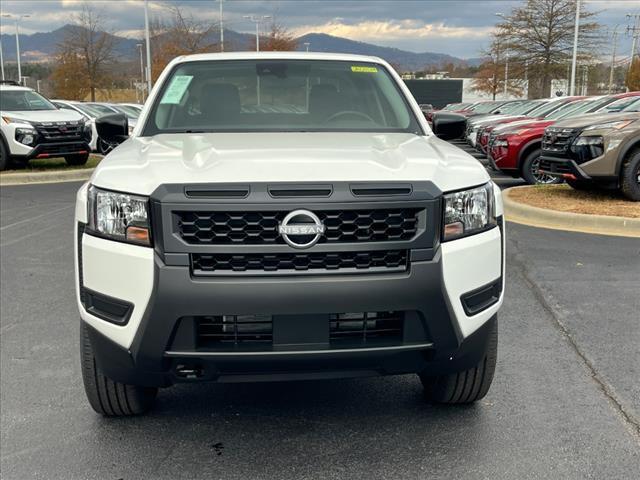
[431,112,467,140]
[96,113,129,145]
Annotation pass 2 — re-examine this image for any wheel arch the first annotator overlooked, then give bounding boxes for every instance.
[517,138,542,173]
[615,135,640,177]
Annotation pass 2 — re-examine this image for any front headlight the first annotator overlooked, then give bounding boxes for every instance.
[15,127,37,146]
[443,182,496,241]
[87,186,152,246]
[583,120,634,131]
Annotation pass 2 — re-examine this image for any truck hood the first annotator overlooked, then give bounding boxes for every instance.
[0,109,84,123]
[91,132,490,196]
[551,111,640,129]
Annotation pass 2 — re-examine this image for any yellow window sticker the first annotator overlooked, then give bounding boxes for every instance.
[160,75,193,104]
[351,66,378,73]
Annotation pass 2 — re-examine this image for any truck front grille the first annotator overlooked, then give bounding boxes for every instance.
[329,311,403,346]
[192,311,404,349]
[196,315,273,348]
[191,250,408,274]
[177,209,420,245]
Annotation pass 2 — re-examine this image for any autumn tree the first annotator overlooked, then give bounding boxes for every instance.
[149,6,219,81]
[496,0,601,98]
[50,50,90,100]
[54,2,117,101]
[627,57,640,92]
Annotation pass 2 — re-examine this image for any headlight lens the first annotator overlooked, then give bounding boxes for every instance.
[493,138,508,148]
[443,183,496,241]
[87,186,152,246]
[15,127,37,146]
[583,120,634,131]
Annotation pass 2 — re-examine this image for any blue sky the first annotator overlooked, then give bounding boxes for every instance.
[0,0,638,59]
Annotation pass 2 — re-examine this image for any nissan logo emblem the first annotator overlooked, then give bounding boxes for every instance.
[278,209,325,249]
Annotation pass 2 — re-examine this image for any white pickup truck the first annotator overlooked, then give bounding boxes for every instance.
[74,52,505,416]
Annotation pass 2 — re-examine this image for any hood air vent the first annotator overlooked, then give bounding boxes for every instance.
[351,183,412,197]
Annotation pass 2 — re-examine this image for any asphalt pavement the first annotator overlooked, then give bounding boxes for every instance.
[1,176,639,480]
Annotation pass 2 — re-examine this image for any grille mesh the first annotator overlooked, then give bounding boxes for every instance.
[542,128,578,153]
[177,209,420,245]
[330,311,403,345]
[192,250,408,274]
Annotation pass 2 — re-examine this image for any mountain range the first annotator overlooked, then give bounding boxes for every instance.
[0,25,483,71]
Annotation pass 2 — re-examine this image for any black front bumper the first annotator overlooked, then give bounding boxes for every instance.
[539,155,591,180]
[15,141,91,161]
[85,250,500,387]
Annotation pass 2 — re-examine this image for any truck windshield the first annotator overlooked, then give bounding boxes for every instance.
[144,60,421,135]
[0,90,56,111]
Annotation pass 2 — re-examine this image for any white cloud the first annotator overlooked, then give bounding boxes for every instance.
[291,19,492,42]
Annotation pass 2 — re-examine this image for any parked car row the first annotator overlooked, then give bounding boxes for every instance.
[0,80,143,170]
[430,93,640,200]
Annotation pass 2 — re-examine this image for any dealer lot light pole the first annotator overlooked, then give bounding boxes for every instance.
[569,0,581,96]
[144,0,152,96]
[244,14,271,52]
[2,13,31,84]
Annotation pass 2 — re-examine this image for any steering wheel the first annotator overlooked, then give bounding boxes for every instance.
[325,110,376,124]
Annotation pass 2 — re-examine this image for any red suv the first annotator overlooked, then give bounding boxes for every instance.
[487,92,640,184]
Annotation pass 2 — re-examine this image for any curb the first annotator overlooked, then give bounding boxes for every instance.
[0,168,93,186]
[503,186,640,238]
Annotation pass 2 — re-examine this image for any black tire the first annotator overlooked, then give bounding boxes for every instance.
[65,153,90,166]
[80,323,157,416]
[419,317,497,404]
[620,148,640,201]
[566,178,594,191]
[0,139,7,171]
[521,149,563,185]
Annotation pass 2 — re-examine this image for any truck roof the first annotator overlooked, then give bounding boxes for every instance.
[0,84,32,92]
[169,51,387,65]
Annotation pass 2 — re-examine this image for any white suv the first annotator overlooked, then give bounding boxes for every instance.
[0,82,92,170]
[75,52,505,416]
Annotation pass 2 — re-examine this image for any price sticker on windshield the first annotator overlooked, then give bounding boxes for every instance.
[160,75,193,104]
[351,66,378,73]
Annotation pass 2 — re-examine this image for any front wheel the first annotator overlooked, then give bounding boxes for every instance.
[521,149,563,185]
[65,153,90,166]
[419,317,497,404]
[0,140,8,171]
[80,323,157,416]
[620,149,640,201]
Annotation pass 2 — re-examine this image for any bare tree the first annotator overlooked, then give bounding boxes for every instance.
[261,22,297,51]
[149,5,219,81]
[56,2,117,101]
[471,33,524,99]
[496,0,601,98]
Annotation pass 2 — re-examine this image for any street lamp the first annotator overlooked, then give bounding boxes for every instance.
[144,0,152,95]
[495,13,509,99]
[304,42,310,52]
[136,43,145,102]
[569,0,581,96]
[2,13,31,84]
[243,15,271,52]
[0,38,5,80]
[219,0,224,52]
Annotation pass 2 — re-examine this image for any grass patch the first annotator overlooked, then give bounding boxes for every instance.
[509,184,640,218]
[1,154,102,174]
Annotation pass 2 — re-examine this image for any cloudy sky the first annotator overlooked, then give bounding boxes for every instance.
[0,0,638,59]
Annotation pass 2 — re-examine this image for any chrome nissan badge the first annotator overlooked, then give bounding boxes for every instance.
[278,209,325,249]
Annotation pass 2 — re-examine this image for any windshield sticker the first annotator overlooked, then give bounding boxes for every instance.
[351,66,378,73]
[160,75,193,104]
